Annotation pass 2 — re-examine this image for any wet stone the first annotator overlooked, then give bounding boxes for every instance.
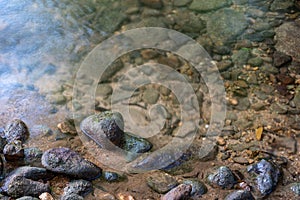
[290,182,300,196]
[103,171,124,182]
[189,0,231,12]
[57,119,77,135]
[62,180,93,198]
[173,0,192,7]
[224,190,255,200]
[270,102,288,114]
[182,179,207,196]
[41,147,102,180]
[96,84,113,97]
[24,147,43,166]
[233,156,249,165]
[273,51,292,68]
[80,111,125,147]
[248,57,263,67]
[46,93,66,105]
[5,119,29,143]
[217,60,233,72]
[3,140,25,161]
[232,48,251,66]
[270,0,294,11]
[140,0,163,9]
[1,167,51,198]
[207,166,237,189]
[146,172,178,194]
[61,193,84,200]
[161,184,191,200]
[247,159,282,196]
[122,132,153,153]
[142,88,160,104]
[0,135,7,153]
[198,141,218,161]
[293,90,300,109]
[234,97,250,111]
[16,197,39,200]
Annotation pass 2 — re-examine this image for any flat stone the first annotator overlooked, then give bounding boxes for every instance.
[224,190,255,200]
[205,8,248,45]
[41,147,102,180]
[189,0,231,12]
[161,184,191,200]
[275,22,300,62]
[147,172,178,194]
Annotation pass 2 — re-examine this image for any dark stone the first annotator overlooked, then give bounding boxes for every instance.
[146,172,178,194]
[276,74,294,85]
[140,0,163,9]
[290,182,300,196]
[3,140,25,161]
[224,190,255,200]
[182,179,207,196]
[1,167,51,198]
[61,193,84,200]
[273,51,292,68]
[232,48,251,66]
[189,0,231,12]
[161,184,192,200]
[103,171,124,182]
[122,132,152,153]
[80,111,124,148]
[5,119,29,143]
[0,135,7,153]
[207,166,237,189]
[24,147,43,166]
[247,159,282,196]
[41,147,102,180]
[62,180,93,197]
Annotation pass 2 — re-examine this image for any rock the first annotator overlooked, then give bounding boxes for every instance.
[1,167,51,198]
[57,120,77,135]
[275,22,300,62]
[207,166,237,189]
[24,147,43,166]
[146,172,178,194]
[140,0,163,9]
[161,184,191,200]
[103,171,124,182]
[122,132,152,153]
[173,0,192,7]
[0,194,10,200]
[248,57,263,67]
[247,159,282,196]
[80,111,124,147]
[174,11,206,35]
[5,119,29,143]
[234,97,250,111]
[96,84,113,97]
[39,192,54,200]
[46,93,66,105]
[205,8,247,45]
[182,179,207,196]
[273,51,292,68]
[16,197,39,200]
[62,180,93,198]
[189,0,230,12]
[116,193,135,200]
[3,140,25,161]
[142,88,160,104]
[41,147,102,180]
[217,60,233,72]
[290,182,300,196]
[198,141,218,161]
[0,135,7,153]
[61,193,84,200]
[233,156,249,165]
[224,190,255,200]
[89,188,116,200]
[270,102,288,114]
[270,0,294,11]
[232,48,251,66]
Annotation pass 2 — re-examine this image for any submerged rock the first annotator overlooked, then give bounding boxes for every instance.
[182,179,207,196]
[247,159,282,196]
[189,0,230,12]
[3,140,25,161]
[207,166,237,189]
[80,111,124,148]
[5,119,29,143]
[41,147,102,180]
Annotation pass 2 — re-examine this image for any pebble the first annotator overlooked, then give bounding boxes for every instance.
[62,180,93,198]
[103,171,124,182]
[207,166,237,189]
[224,190,255,200]
[161,184,191,200]
[146,171,178,194]
[16,197,39,200]
[24,147,43,166]
[117,193,135,200]
[247,159,282,196]
[3,140,25,161]
[122,132,153,153]
[41,147,102,180]
[39,192,54,200]
[1,167,51,198]
[142,88,160,104]
[198,141,218,161]
[57,120,77,135]
[216,137,226,146]
[233,156,249,165]
[290,182,300,196]
[139,0,163,9]
[182,179,207,196]
[5,119,29,143]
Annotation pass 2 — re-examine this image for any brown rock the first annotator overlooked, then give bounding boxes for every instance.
[161,184,191,200]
